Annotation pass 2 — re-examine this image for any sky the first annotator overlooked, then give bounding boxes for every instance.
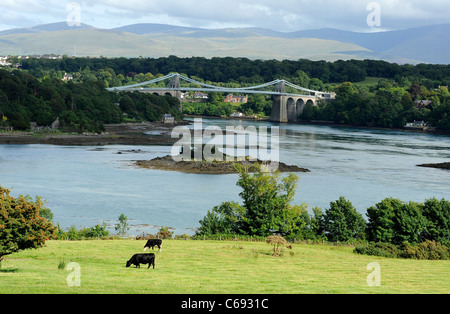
[0,0,449,32]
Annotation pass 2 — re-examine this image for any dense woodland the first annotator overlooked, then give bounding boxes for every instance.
[16,56,450,85]
[0,69,183,133]
[301,81,450,130]
[1,56,450,132]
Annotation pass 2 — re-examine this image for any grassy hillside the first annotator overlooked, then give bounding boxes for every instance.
[0,28,369,61]
[0,29,168,57]
[1,240,449,294]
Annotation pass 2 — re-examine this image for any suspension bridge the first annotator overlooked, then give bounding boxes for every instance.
[106,73,335,122]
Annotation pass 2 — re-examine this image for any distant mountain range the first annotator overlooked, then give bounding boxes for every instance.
[0,22,449,64]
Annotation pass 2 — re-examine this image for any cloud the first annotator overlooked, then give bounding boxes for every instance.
[0,0,449,32]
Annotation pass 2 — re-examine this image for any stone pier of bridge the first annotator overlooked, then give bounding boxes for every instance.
[270,81,318,123]
[141,74,183,110]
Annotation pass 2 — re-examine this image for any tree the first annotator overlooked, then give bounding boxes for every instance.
[266,235,287,256]
[119,94,136,115]
[196,164,307,237]
[366,198,398,243]
[421,198,450,245]
[366,198,427,245]
[0,187,56,261]
[335,82,355,99]
[115,213,129,236]
[300,102,316,121]
[322,197,366,242]
[409,82,423,100]
[236,164,300,236]
[393,201,426,244]
[198,201,245,235]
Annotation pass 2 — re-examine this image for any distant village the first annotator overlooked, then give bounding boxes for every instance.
[0,54,63,68]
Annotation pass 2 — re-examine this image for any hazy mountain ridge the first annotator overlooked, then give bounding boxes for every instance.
[0,22,448,64]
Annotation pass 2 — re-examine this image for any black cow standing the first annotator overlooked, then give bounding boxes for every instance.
[144,239,162,252]
[126,253,155,269]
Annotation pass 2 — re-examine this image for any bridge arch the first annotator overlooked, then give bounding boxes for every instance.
[296,98,305,117]
[306,99,315,107]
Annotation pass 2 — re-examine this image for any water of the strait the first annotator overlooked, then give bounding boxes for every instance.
[0,118,449,235]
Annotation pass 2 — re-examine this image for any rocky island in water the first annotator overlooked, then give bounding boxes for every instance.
[134,155,310,174]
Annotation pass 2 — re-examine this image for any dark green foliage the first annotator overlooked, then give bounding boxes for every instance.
[121,92,183,122]
[366,198,428,245]
[183,101,234,117]
[198,201,245,235]
[354,241,450,260]
[0,69,182,133]
[421,198,450,246]
[354,242,401,258]
[19,57,450,85]
[322,197,366,242]
[305,81,450,131]
[6,56,450,130]
[56,223,110,240]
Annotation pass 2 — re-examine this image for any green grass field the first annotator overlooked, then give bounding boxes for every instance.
[1,240,449,294]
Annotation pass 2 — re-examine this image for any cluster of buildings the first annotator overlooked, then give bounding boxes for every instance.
[0,56,12,67]
[1,55,64,68]
[224,94,248,103]
[16,54,62,60]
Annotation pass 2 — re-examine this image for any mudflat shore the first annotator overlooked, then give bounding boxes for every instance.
[0,123,184,146]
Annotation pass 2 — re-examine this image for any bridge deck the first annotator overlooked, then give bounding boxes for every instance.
[123,87,317,98]
[106,72,332,99]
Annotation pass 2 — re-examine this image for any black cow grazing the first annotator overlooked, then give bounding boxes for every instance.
[144,239,162,252]
[126,253,155,269]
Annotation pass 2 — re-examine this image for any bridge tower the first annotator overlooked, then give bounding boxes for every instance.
[169,74,183,110]
[270,80,288,123]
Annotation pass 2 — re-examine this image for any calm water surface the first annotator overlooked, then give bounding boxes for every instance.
[0,119,449,235]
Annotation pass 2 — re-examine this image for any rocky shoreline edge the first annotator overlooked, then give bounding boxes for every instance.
[135,155,310,174]
[0,123,185,146]
[417,162,450,170]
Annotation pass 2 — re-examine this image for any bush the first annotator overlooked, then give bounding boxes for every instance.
[400,241,450,260]
[354,242,400,258]
[0,187,56,259]
[56,223,110,240]
[191,233,266,242]
[157,227,173,239]
[354,241,450,260]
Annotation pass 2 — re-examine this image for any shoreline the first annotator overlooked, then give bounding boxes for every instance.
[186,115,450,136]
[0,117,448,147]
[417,162,450,170]
[0,122,184,146]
